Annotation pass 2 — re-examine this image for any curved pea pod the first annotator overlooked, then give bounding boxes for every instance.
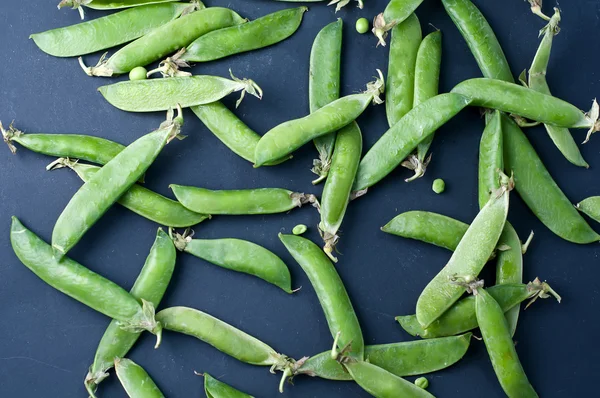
[309,19,343,184]
[381,211,468,251]
[576,197,600,224]
[52,111,183,258]
[85,229,176,397]
[279,234,364,361]
[416,174,511,328]
[372,0,425,46]
[297,333,472,381]
[254,71,384,167]
[31,3,192,57]
[502,113,600,243]
[319,122,362,262]
[115,358,164,398]
[203,373,254,398]
[10,217,162,343]
[170,185,317,215]
[353,93,471,192]
[80,7,245,76]
[171,231,292,293]
[99,73,262,112]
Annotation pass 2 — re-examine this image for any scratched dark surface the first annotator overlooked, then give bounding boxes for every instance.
[1,0,599,397]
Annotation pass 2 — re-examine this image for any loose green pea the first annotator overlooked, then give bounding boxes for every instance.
[129,66,147,81]
[293,225,308,235]
[432,178,445,194]
[415,377,429,389]
[356,18,369,34]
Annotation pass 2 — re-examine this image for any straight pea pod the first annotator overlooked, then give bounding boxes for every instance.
[115,358,164,398]
[203,374,253,398]
[372,0,425,46]
[59,0,179,19]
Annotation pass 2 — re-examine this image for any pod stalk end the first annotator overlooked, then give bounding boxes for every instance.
[1,120,21,154]
[79,53,113,77]
[583,99,600,144]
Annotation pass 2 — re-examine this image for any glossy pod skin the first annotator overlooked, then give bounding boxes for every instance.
[204,374,253,398]
[297,333,472,381]
[576,197,600,224]
[171,185,316,215]
[502,113,600,243]
[478,111,503,208]
[495,223,524,336]
[372,0,425,46]
[59,0,178,11]
[353,93,471,192]
[309,19,342,184]
[85,229,176,397]
[115,358,164,398]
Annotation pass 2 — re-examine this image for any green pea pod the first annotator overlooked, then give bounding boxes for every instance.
[115,358,164,398]
[99,74,262,112]
[576,197,600,223]
[478,111,503,208]
[204,373,253,398]
[502,113,600,243]
[353,93,471,192]
[191,102,289,166]
[297,333,472,381]
[254,72,384,167]
[52,111,182,258]
[85,229,176,398]
[10,217,162,342]
[171,232,292,293]
[32,3,192,57]
[170,185,317,215]
[416,174,511,328]
[279,234,364,361]
[319,122,362,262]
[372,0,425,46]
[344,361,435,398]
[309,19,343,184]
[80,7,245,76]
[441,0,514,82]
[59,0,179,12]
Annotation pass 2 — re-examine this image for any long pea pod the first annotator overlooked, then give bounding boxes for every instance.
[576,197,600,224]
[353,93,471,193]
[10,217,163,344]
[84,229,176,398]
[372,0,425,47]
[115,358,164,398]
[203,373,253,398]
[254,71,384,167]
[309,19,343,184]
[59,0,180,19]
[171,230,292,293]
[502,113,600,243]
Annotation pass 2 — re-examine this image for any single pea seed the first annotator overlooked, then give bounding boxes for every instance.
[415,377,429,389]
[292,224,308,235]
[129,66,148,81]
[432,179,445,194]
[355,18,369,34]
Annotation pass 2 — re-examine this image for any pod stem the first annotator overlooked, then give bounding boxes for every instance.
[364,69,385,104]
[0,120,21,154]
[449,275,484,295]
[327,0,362,13]
[320,228,340,263]
[401,153,432,182]
[525,277,561,308]
[169,227,193,251]
[57,0,89,19]
[290,192,320,211]
[372,13,398,47]
[229,69,263,108]
[79,53,113,77]
[583,99,600,144]
[521,231,535,254]
[117,300,162,348]
[84,369,107,398]
[311,156,331,185]
[146,49,192,79]
[160,105,186,143]
[494,171,515,198]
[527,0,551,21]
[538,8,561,38]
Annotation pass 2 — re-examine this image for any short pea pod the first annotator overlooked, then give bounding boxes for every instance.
[170,185,317,215]
[502,113,600,243]
[416,174,511,328]
[353,93,471,192]
[372,0,425,46]
[204,373,253,398]
[84,229,176,397]
[52,111,183,258]
[576,197,600,224]
[319,122,362,262]
[254,71,384,167]
[10,217,162,343]
[279,234,364,360]
[115,358,164,398]
[171,231,292,293]
[80,7,245,76]
[297,333,472,381]
[309,19,343,184]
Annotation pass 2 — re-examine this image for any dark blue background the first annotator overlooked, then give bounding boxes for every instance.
[1,0,599,396]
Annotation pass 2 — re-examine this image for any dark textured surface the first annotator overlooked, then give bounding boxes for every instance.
[0,1,599,397]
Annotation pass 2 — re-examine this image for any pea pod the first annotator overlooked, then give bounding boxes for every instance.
[502,113,600,243]
[372,0,425,46]
[309,19,343,184]
[80,7,245,76]
[353,93,471,192]
[115,358,164,398]
[52,111,182,258]
[59,0,180,19]
[254,71,384,167]
[10,217,163,344]
[478,111,503,207]
[171,230,292,293]
[204,373,253,398]
[297,333,472,381]
[170,185,317,215]
[576,197,600,224]
[319,122,362,262]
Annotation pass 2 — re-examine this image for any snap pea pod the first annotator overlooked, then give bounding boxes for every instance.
[170,185,317,215]
[171,231,292,293]
[32,3,192,57]
[273,0,360,12]
[353,93,471,192]
[191,102,289,166]
[204,374,253,398]
[80,7,245,76]
[254,71,384,167]
[99,73,262,112]
[85,229,176,398]
[372,0,425,46]
[478,111,503,208]
[297,333,472,381]
[59,0,179,12]
[576,197,600,224]
[309,19,343,184]
[502,113,600,243]
[10,217,162,343]
[319,122,362,262]
[115,358,164,398]
[52,111,182,258]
